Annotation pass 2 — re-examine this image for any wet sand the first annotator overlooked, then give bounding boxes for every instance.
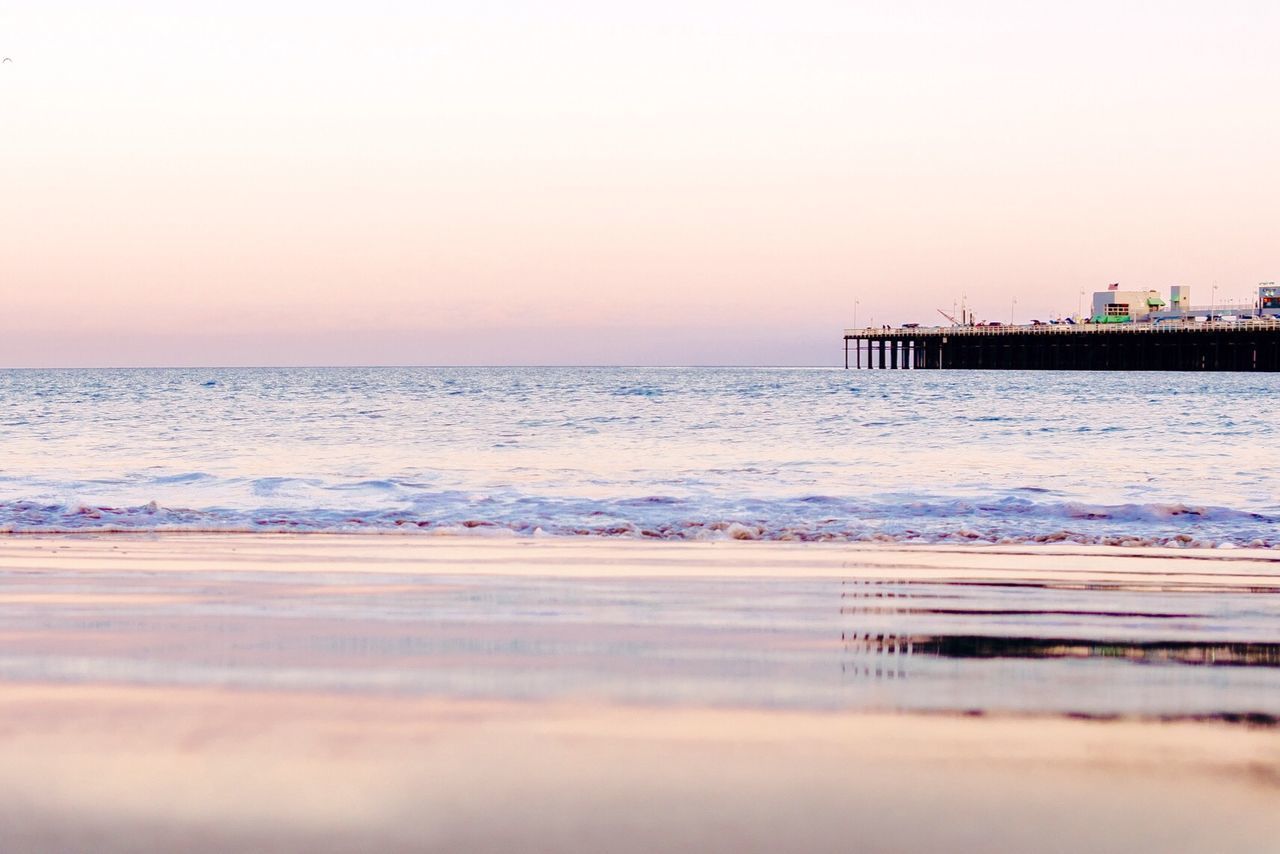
[1,537,1278,852]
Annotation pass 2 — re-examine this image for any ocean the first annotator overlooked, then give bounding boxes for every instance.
[2,366,1278,545]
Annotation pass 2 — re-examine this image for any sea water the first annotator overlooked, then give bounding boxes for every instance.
[2,367,1279,721]
[1,366,1278,546]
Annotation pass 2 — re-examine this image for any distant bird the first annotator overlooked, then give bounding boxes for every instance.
[1,58,11,63]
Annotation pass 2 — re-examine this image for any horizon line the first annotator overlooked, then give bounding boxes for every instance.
[0,363,847,371]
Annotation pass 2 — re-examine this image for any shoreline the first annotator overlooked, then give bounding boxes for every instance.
[6,532,1280,575]
[9,529,1280,551]
[5,525,1278,549]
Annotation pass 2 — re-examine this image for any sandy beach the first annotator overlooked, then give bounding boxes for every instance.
[4,685,1280,853]
[1,536,1277,852]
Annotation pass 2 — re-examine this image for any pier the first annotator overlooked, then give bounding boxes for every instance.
[843,320,1280,371]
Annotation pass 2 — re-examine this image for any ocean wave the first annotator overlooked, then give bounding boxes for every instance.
[1,494,1277,548]
[151,472,215,485]
[611,386,664,397]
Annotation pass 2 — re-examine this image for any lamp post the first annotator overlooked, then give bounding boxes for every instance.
[855,299,860,330]
[1011,297,1017,326]
[1078,290,1084,321]
[1212,283,1218,321]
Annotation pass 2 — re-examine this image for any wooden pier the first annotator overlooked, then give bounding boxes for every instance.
[843,320,1280,371]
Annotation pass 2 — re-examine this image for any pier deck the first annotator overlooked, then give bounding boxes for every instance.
[842,320,1280,371]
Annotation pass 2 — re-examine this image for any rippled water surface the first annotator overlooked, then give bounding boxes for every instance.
[2,367,1279,544]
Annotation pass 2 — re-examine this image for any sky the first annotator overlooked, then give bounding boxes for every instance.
[2,1,1278,366]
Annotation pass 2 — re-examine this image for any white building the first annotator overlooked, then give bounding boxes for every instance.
[1260,283,1280,316]
[1091,288,1165,322]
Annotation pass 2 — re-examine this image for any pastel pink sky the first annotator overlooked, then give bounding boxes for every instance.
[2,1,1277,366]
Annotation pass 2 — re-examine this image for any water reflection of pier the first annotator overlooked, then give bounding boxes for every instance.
[840,629,1280,683]
[902,636,1280,667]
[838,577,1280,680]
[840,632,914,679]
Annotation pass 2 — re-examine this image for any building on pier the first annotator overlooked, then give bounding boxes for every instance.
[1089,283,1276,323]
[1091,288,1165,323]
[1261,284,1280,313]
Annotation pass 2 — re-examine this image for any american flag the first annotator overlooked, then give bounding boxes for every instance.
[1107,282,1119,290]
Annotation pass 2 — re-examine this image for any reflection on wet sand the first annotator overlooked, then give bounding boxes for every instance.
[854,634,1280,668]
[0,539,1276,719]
[834,573,1280,717]
[0,537,1278,852]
